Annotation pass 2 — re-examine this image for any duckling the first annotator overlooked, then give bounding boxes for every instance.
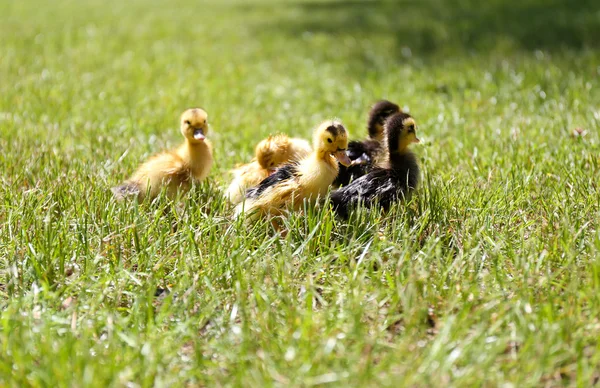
[225,134,312,204]
[330,112,420,219]
[334,100,401,187]
[256,134,312,171]
[111,108,213,201]
[236,120,351,218]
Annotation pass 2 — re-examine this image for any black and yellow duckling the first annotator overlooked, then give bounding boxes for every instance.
[225,134,311,204]
[236,120,351,218]
[330,112,420,218]
[111,108,213,201]
[334,100,401,187]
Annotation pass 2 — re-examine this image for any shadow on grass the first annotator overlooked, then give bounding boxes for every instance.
[263,0,600,55]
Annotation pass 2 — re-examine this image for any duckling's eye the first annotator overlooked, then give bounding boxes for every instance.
[184,120,191,126]
[407,125,415,133]
[327,138,333,143]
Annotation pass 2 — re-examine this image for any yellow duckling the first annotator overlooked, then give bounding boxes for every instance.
[236,120,351,218]
[225,134,312,204]
[112,108,213,200]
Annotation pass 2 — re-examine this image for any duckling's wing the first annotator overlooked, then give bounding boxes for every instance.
[330,169,397,218]
[331,169,393,203]
[246,162,298,199]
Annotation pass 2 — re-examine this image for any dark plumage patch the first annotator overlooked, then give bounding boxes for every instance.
[330,151,419,219]
[334,101,401,187]
[367,100,400,139]
[385,112,413,150]
[325,124,340,137]
[330,112,419,218]
[334,139,381,186]
[246,163,298,198]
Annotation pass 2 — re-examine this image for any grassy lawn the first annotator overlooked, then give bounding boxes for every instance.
[1,0,600,385]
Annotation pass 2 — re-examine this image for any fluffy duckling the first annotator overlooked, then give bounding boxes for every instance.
[236,120,351,218]
[225,134,312,204]
[112,108,213,200]
[256,134,312,171]
[334,100,401,187]
[330,112,420,218]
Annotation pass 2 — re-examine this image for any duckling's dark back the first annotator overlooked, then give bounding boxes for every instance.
[330,151,419,219]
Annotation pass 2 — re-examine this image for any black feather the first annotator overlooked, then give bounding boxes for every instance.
[330,151,419,218]
[334,100,401,187]
[334,139,381,186]
[367,100,401,139]
[246,163,298,198]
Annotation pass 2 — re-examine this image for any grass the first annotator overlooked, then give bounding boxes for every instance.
[1,0,600,385]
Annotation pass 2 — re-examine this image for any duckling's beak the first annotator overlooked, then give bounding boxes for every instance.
[193,128,206,141]
[334,150,352,167]
[412,137,421,144]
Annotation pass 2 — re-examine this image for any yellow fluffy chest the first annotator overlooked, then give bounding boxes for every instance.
[295,156,338,200]
[178,140,213,180]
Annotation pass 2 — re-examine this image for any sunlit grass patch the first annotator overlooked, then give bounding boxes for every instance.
[1,0,600,385]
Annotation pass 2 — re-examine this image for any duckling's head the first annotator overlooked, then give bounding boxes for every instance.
[368,100,401,141]
[313,120,352,166]
[255,134,291,172]
[385,112,420,154]
[180,108,209,144]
